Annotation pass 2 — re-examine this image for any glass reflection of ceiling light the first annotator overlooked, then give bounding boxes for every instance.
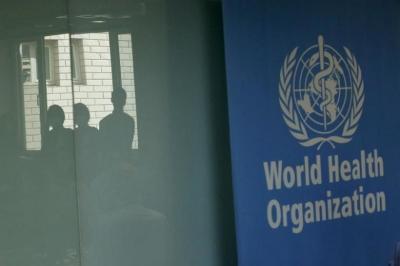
[92,20,106,24]
[77,14,112,19]
[97,14,112,19]
[117,15,132,19]
[77,14,93,19]
[35,24,54,28]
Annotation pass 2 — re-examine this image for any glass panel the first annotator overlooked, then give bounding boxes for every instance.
[0,1,236,266]
[4,36,81,265]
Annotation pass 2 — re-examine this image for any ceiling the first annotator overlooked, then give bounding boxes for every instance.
[0,0,154,39]
[0,0,222,39]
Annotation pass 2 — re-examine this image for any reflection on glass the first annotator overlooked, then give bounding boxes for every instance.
[10,31,142,265]
[0,2,231,264]
[20,33,139,151]
[38,32,139,149]
[45,34,74,131]
[19,41,42,150]
[68,32,114,133]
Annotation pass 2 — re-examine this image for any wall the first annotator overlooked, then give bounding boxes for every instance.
[0,1,237,266]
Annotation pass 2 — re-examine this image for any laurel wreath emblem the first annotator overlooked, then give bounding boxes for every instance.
[279,47,364,149]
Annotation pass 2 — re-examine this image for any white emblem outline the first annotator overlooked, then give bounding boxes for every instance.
[293,44,352,134]
[278,36,364,149]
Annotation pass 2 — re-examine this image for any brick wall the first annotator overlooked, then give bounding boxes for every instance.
[23,32,138,150]
[22,84,42,150]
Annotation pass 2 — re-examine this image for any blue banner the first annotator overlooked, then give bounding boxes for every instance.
[222,0,400,265]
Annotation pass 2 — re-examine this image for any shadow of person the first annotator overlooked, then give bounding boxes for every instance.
[74,103,99,182]
[81,88,137,263]
[99,87,135,165]
[84,89,167,266]
[41,105,79,261]
[42,105,74,171]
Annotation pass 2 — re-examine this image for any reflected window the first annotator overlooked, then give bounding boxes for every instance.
[20,42,38,84]
[71,38,84,84]
[45,41,56,84]
[20,41,56,84]
[19,32,139,151]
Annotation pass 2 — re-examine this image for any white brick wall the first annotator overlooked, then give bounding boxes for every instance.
[22,84,42,150]
[23,33,139,150]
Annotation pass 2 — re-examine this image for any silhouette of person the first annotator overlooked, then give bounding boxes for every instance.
[73,103,99,181]
[42,105,74,173]
[83,89,136,262]
[99,88,135,162]
[41,105,78,259]
[74,103,99,154]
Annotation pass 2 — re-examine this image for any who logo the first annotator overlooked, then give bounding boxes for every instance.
[279,35,364,149]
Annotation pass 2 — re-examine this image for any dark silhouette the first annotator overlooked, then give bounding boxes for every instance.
[83,88,142,265]
[74,103,98,136]
[99,87,135,162]
[74,103,99,180]
[42,105,74,174]
[41,105,79,262]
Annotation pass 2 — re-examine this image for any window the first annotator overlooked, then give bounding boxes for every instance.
[71,39,84,84]
[20,41,57,85]
[44,41,56,85]
[20,33,139,151]
[20,42,37,84]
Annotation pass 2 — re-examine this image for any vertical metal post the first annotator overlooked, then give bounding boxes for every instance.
[109,32,122,90]
[37,37,48,145]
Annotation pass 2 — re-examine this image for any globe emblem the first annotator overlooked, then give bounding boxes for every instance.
[292,36,353,135]
[279,35,364,149]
